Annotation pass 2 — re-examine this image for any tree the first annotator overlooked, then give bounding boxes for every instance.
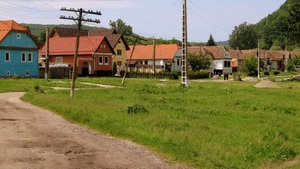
[229,22,258,50]
[285,1,300,44]
[188,52,211,71]
[109,19,133,36]
[238,55,257,76]
[38,30,46,42]
[206,34,217,46]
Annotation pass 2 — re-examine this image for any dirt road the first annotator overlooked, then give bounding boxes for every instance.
[0,92,181,169]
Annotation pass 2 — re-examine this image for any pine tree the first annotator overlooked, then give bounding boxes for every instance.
[206,34,217,46]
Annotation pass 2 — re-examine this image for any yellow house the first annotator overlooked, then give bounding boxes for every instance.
[89,29,130,75]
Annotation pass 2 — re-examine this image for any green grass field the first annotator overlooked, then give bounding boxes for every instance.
[1,76,300,168]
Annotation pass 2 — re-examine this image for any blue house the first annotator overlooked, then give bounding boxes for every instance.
[0,20,39,77]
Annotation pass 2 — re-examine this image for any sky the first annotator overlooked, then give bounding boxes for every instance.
[0,0,286,42]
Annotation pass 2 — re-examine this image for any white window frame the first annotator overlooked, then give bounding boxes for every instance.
[6,71,10,76]
[104,56,109,65]
[28,52,33,62]
[99,56,103,65]
[55,57,63,63]
[21,52,26,62]
[5,52,10,62]
[16,33,21,39]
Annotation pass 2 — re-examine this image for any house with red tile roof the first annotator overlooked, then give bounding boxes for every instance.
[229,49,243,72]
[47,27,129,75]
[39,36,115,77]
[0,20,39,77]
[126,44,182,73]
[240,50,289,71]
[89,29,130,75]
[188,46,232,75]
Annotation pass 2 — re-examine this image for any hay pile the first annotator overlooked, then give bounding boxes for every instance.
[254,80,281,88]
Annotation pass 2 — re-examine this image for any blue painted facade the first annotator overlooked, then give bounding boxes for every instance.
[0,31,39,77]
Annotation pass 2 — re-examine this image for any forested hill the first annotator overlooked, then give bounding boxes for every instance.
[254,0,300,50]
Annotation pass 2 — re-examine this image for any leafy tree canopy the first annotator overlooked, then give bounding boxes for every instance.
[238,55,257,76]
[109,19,133,36]
[188,52,211,71]
[229,22,258,50]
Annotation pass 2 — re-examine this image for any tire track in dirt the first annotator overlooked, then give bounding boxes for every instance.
[0,92,186,169]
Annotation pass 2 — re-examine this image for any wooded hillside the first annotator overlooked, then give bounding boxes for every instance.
[254,0,300,50]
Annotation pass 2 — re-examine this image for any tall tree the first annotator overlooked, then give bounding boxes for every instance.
[109,19,133,36]
[38,30,46,42]
[188,52,211,71]
[229,22,258,50]
[206,34,217,46]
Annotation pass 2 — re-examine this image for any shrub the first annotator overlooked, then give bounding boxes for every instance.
[273,71,280,75]
[120,70,125,77]
[188,72,209,79]
[126,103,149,114]
[264,71,270,76]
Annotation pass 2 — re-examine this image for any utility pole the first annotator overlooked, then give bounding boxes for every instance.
[257,37,260,79]
[122,36,138,85]
[60,7,101,98]
[45,28,49,80]
[152,37,156,73]
[182,0,188,87]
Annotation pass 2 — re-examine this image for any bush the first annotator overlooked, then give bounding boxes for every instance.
[264,71,270,76]
[188,72,209,79]
[273,71,280,75]
[126,103,149,114]
[120,70,125,77]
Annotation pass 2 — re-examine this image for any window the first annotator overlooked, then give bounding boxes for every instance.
[56,57,63,63]
[5,52,10,62]
[117,49,122,55]
[145,61,148,65]
[6,71,10,76]
[104,56,108,65]
[177,59,180,66]
[28,53,33,62]
[99,56,103,65]
[16,33,21,39]
[21,52,26,62]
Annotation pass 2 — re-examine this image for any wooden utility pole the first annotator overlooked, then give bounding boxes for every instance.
[60,7,101,98]
[45,28,49,80]
[122,36,138,85]
[182,0,188,87]
[257,38,260,79]
[152,37,156,73]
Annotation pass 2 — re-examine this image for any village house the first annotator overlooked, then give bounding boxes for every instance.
[231,50,291,72]
[88,29,130,75]
[188,46,232,75]
[126,44,182,73]
[0,20,39,77]
[39,36,115,77]
[43,27,129,75]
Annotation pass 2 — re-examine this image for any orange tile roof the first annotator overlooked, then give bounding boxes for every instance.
[0,20,30,42]
[229,50,243,59]
[40,36,106,55]
[187,46,228,59]
[126,44,181,60]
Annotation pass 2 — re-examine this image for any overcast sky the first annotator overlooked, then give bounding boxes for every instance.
[0,0,286,42]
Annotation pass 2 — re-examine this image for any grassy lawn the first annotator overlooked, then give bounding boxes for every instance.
[1,76,300,168]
